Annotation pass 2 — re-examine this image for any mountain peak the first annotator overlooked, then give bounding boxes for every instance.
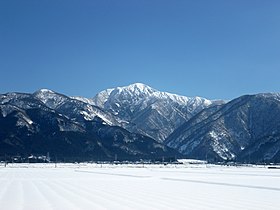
[33,89,67,109]
[92,83,218,142]
[35,88,55,94]
[116,83,156,95]
[127,83,153,90]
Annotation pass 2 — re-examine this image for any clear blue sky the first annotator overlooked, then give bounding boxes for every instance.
[1,0,280,100]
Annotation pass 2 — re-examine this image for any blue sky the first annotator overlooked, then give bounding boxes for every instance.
[1,0,280,100]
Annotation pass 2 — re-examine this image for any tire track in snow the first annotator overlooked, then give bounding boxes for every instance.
[73,169,227,210]
[52,177,163,210]
[1,167,279,210]
[159,176,278,210]
[45,179,109,210]
[0,179,24,210]
[161,177,280,191]
[0,171,11,199]
[21,180,53,210]
[74,169,193,209]
[51,179,125,210]
[37,180,84,210]
[151,169,280,178]
[78,170,193,210]
[76,168,240,209]
[74,169,151,178]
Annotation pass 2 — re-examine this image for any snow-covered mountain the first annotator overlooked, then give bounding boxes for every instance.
[0,90,179,161]
[166,93,280,163]
[33,89,121,126]
[92,83,223,142]
[2,85,280,163]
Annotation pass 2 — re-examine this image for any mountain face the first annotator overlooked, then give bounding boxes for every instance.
[92,83,222,142]
[33,89,121,126]
[166,93,280,163]
[1,85,280,163]
[0,90,179,161]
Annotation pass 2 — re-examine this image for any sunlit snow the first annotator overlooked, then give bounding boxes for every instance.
[0,163,279,210]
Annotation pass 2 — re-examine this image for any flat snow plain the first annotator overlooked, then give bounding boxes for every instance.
[0,163,279,210]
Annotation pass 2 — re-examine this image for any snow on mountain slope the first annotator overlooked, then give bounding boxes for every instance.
[33,89,67,109]
[1,91,179,161]
[166,93,280,163]
[71,96,95,105]
[92,83,223,142]
[33,89,119,126]
[2,86,280,163]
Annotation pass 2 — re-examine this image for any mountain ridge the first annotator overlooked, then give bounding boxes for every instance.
[91,83,223,142]
[166,93,280,163]
[1,84,280,163]
[0,88,180,161]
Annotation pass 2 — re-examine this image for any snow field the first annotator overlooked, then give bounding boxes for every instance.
[0,164,279,210]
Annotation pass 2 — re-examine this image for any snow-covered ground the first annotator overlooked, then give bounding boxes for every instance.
[0,163,279,210]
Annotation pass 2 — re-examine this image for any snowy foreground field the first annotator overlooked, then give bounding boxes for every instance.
[0,163,280,210]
